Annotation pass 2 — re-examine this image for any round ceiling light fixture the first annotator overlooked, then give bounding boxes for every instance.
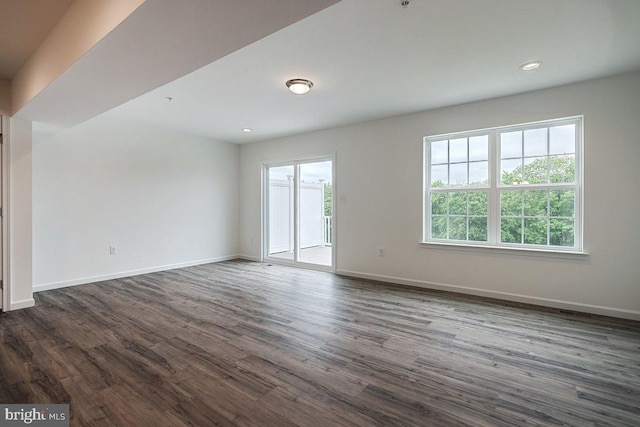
[520,61,543,71]
[242,128,253,133]
[286,78,314,95]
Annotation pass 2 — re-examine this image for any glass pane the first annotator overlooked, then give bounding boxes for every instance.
[268,165,294,259]
[550,218,575,246]
[524,128,548,157]
[501,190,522,216]
[450,138,467,163]
[468,192,488,216]
[299,161,333,266]
[431,164,448,187]
[550,124,575,155]
[550,190,574,217]
[501,217,522,243]
[431,216,447,239]
[469,135,488,161]
[450,163,468,186]
[269,165,294,180]
[501,131,522,158]
[469,161,488,186]
[431,140,448,164]
[524,156,548,184]
[431,193,447,215]
[469,217,488,241]
[449,192,467,215]
[449,217,467,240]
[524,218,548,245]
[524,190,548,217]
[501,158,522,185]
[550,154,575,183]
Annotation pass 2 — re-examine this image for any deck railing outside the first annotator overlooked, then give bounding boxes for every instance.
[323,216,332,246]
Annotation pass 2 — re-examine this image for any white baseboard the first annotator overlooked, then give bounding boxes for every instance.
[30,258,640,321]
[336,269,640,321]
[33,255,240,293]
[10,298,35,310]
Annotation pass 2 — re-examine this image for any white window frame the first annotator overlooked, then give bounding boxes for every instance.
[422,116,584,254]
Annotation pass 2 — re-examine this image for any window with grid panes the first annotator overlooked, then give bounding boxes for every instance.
[424,117,582,252]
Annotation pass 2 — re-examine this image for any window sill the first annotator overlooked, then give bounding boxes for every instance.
[419,241,589,260]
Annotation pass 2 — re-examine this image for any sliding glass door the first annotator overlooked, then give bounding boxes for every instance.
[265,158,334,271]
[266,164,295,261]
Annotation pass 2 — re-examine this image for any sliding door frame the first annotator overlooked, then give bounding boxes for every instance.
[262,154,336,273]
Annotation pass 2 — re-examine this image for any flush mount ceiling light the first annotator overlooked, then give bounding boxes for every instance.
[242,128,253,133]
[286,78,314,95]
[520,61,543,71]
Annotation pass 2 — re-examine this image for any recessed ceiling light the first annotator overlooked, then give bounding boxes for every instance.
[286,79,314,95]
[242,128,253,133]
[520,61,542,71]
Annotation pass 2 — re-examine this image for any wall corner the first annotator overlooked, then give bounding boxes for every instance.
[7,117,33,310]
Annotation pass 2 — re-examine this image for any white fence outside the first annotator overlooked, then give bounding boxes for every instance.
[269,178,331,255]
[268,178,293,254]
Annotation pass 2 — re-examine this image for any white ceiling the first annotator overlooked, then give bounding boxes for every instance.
[104,0,640,144]
[40,0,640,143]
[0,0,74,80]
[18,0,339,127]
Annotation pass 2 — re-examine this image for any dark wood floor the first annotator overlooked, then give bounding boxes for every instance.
[1,260,639,426]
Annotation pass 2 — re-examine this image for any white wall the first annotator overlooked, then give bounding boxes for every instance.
[33,115,239,290]
[7,117,34,309]
[240,71,640,320]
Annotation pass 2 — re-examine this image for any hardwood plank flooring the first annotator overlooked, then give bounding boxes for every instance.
[1,260,639,426]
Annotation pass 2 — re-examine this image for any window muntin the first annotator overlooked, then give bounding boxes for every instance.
[430,135,489,188]
[424,117,582,251]
[430,190,489,242]
[428,133,490,243]
[499,124,576,186]
[499,189,575,247]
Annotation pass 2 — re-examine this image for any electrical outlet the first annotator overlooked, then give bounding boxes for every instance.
[109,245,118,255]
[250,236,254,244]
[378,247,385,257]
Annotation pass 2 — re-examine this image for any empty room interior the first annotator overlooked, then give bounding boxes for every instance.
[1,0,640,425]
